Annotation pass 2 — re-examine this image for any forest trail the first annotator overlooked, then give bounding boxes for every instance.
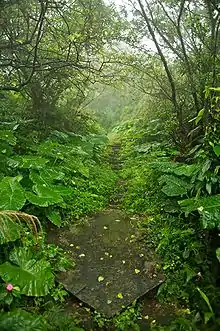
[47,144,174,329]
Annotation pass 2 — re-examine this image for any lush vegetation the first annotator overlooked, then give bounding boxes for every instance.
[0,0,220,330]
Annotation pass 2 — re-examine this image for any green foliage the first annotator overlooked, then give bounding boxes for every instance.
[0,176,26,210]
[150,317,199,331]
[0,211,41,245]
[113,303,141,331]
[46,210,62,227]
[0,213,23,244]
[43,306,84,331]
[116,110,220,330]
[197,287,213,314]
[0,247,54,296]
[0,310,49,331]
[42,244,74,273]
[0,129,116,225]
[92,301,141,330]
[159,174,192,197]
[0,124,116,328]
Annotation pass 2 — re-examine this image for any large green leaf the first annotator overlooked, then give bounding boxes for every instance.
[34,184,64,201]
[150,161,180,174]
[19,156,49,170]
[0,176,26,210]
[159,175,192,197]
[29,170,71,203]
[26,191,63,207]
[46,210,62,226]
[179,195,220,228]
[172,164,200,177]
[52,185,72,196]
[0,309,48,331]
[0,247,54,296]
[179,194,220,213]
[30,169,65,185]
[40,168,65,181]
[27,168,72,207]
[150,161,199,177]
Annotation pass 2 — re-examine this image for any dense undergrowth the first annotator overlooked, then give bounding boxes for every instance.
[0,124,117,330]
[113,98,220,330]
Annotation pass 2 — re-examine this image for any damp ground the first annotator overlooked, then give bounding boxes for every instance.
[47,144,179,329]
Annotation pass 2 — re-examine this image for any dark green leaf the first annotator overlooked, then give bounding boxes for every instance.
[0,176,26,210]
[213,145,220,156]
[26,191,63,207]
[159,175,192,196]
[179,194,220,213]
[46,210,62,226]
[0,247,54,296]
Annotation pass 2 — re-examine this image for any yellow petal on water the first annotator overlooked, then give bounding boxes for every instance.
[69,244,74,247]
[135,268,141,274]
[104,252,109,256]
[98,276,104,282]
[107,300,112,304]
[103,226,108,230]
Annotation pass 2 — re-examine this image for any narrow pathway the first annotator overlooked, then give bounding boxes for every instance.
[47,144,175,329]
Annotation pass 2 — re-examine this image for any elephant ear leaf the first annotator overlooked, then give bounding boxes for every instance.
[0,176,26,210]
[159,175,192,197]
[0,247,54,296]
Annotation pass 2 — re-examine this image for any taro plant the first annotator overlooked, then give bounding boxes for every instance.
[0,128,115,227]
